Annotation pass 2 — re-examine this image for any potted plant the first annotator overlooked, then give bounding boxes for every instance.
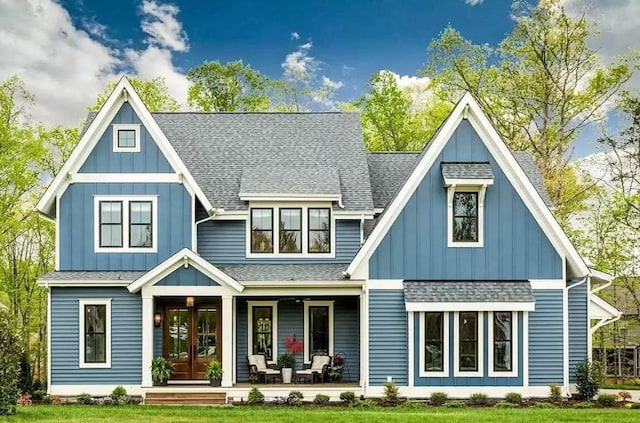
[329,354,344,382]
[205,360,223,387]
[279,334,303,384]
[151,357,174,386]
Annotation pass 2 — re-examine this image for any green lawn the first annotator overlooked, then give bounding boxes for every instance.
[4,405,640,423]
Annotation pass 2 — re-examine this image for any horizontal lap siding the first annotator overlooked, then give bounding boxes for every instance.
[369,290,407,385]
[334,298,360,382]
[568,282,588,383]
[529,290,564,386]
[50,287,142,385]
[236,300,249,382]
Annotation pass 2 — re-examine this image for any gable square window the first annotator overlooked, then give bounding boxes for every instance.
[251,208,274,253]
[112,124,141,152]
[94,196,157,253]
[79,299,111,368]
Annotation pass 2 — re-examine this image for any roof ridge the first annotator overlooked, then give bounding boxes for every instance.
[367,151,421,154]
[151,111,358,115]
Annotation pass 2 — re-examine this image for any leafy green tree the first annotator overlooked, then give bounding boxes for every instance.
[0,309,21,415]
[425,0,638,222]
[89,76,180,112]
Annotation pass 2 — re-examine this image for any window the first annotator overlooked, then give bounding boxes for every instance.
[308,208,330,253]
[112,124,141,152]
[424,312,444,372]
[94,196,157,252]
[251,209,274,253]
[452,192,478,242]
[79,299,111,368]
[247,302,278,361]
[458,312,478,372]
[489,311,518,377]
[279,208,301,253]
[304,301,334,362]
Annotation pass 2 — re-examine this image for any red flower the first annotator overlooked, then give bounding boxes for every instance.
[285,334,304,354]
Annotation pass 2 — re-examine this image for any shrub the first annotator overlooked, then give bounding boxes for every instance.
[628,402,640,409]
[287,390,304,406]
[356,399,377,408]
[504,392,522,405]
[549,384,562,404]
[19,353,33,395]
[313,394,330,405]
[17,394,32,406]
[42,395,52,405]
[151,357,174,385]
[32,390,47,402]
[32,380,46,392]
[110,386,128,406]
[383,381,400,405]
[445,400,467,408]
[595,393,617,407]
[575,359,602,401]
[247,387,264,405]
[340,391,356,405]
[400,400,424,409]
[494,401,519,409]
[0,310,21,415]
[618,391,632,403]
[76,393,93,405]
[574,401,594,409]
[532,402,556,409]
[430,391,448,406]
[469,393,489,406]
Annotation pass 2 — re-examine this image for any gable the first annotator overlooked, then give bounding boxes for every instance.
[79,103,173,173]
[155,266,220,287]
[369,120,562,280]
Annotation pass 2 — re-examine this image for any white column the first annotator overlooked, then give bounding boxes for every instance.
[360,289,368,389]
[222,295,233,387]
[141,295,154,387]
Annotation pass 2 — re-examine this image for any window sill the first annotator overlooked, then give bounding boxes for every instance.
[95,247,157,254]
[246,253,335,259]
[419,370,449,378]
[453,370,483,377]
[448,241,483,248]
[488,370,518,378]
[79,362,111,369]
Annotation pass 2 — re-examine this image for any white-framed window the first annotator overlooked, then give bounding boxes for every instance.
[453,311,484,377]
[247,301,278,362]
[303,301,334,362]
[112,124,141,152]
[447,185,487,248]
[419,311,449,377]
[246,203,335,258]
[94,196,158,253]
[488,311,518,377]
[79,299,111,368]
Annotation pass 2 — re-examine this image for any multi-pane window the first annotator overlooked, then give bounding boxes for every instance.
[308,306,329,360]
[425,312,444,371]
[129,201,152,248]
[252,306,273,360]
[493,312,513,372]
[452,192,478,242]
[99,201,123,248]
[279,208,302,253]
[459,312,478,371]
[251,209,273,253]
[308,208,330,253]
[84,304,107,363]
[117,129,136,148]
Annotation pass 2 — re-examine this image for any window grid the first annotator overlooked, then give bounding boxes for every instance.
[99,201,123,248]
[459,311,478,372]
[252,306,273,360]
[279,208,302,253]
[84,304,107,364]
[308,208,331,253]
[117,129,136,148]
[308,306,329,360]
[129,201,153,248]
[251,208,274,253]
[452,192,478,242]
[424,312,444,372]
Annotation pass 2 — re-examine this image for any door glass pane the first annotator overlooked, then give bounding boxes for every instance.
[168,308,189,359]
[197,308,217,358]
[253,306,273,360]
[309,306,329,359]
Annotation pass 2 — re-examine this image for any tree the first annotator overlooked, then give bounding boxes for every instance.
[186,60,272,111]
[89,76,180,112]
[0,310,21,415]
[425,0,637,222]
[352,70,452,151]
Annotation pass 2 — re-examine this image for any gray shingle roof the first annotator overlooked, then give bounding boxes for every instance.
[512,152,553,207]
[366,152,420,209]
[218,264,346,281]
[239,166,341,197]
[403,280,534,303]
[441,162,494,181]
[39,271,145,281]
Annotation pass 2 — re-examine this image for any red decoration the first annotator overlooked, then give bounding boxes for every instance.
[285,334,304,354]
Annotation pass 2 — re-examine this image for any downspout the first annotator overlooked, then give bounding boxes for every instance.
[360,214,365,245]
[564,276,588,397]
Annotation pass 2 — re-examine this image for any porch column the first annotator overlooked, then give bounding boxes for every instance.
[222,295,233,387]
[141,295,153,387]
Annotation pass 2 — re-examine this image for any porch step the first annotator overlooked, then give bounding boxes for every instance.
[145,391,227,405]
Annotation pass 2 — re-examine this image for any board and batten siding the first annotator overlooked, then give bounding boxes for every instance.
[50,287,142,385]
[198,219,360,264]
[155,266,219,286]
[58,182,192,271]
[368,290,407,385]
[368,119,562,280]
[568,282,588,384]
[529,289,564,386]
[79,102,173,174]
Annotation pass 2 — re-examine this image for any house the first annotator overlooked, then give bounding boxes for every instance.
[37,77,620,401]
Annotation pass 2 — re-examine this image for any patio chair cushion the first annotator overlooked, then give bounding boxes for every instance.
[310,355,330,371]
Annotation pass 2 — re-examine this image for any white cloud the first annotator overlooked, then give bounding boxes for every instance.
[282,41,319,80]
[321,76,343,90]
[290,32,299,40]
[140,0,189,52]
[465,0,484,6]
[381,71,436,111]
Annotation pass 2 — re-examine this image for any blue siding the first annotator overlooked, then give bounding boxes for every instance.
[334,297,360,382]
[529,290,564,385]
[50,287,141,385]
[198,219,360,264]
[369,290,407,385]
[79,103,173,173]
[568,282,588,383]
[369,120,562,280]
[153,304,162,358]
[413,312,523,387]
[278,301,305,372]
[236,300,249,382]
[156,266,219,286]
[59,183,192,271]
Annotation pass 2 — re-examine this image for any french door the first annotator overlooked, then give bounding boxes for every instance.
[164,303,221,380]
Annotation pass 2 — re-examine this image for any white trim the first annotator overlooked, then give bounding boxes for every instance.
[49,385,143,397]
[405,301,534,312]
[487,311,519,377]
[444,178,494,187]
[47,287,52,394]
[73,173,181,183]
[361,287,369,393]
[418,311,450,377]
[38,280,131,287]
[303,300,334,361]
[407,311,414,386]
[144,285,239,297]
[232,297,237,384]
[128,248,244,293]
[241,287,363,297]
[239,193,343,205]
[55,195,60,270]
[453,311,484,377]
[366,386,546,399]
[522,311,529,387]
[221,295,233,387]
[530,279,565,290]
[587,277,592,361]
[367,280,404,290]
[112,124,141,152]
[141,296,153,387]
[562,281,569,391]
[346,92,589,279]
[78,298,112,369]
[589,294,621,320]
[93,195,158,253]
[241,280,362,288]
[247,301,279,361]
[191,193,197,252]
[589,268,613,283]
[333,211,375,219]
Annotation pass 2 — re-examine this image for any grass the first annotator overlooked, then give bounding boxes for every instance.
[4,405,640,423]
[602,384,640,391]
